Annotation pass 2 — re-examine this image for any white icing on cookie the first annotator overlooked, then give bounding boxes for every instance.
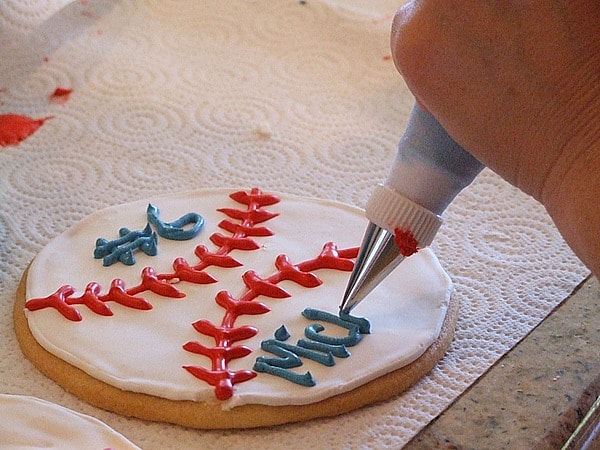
[25,189,452,408]
[0,394,140,449]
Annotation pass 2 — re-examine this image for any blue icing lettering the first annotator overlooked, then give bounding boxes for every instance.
[265,339,335,366]
[94,225,152,259]
[303,307,370,334]
[254,309,371,387]
[253,361,315,387]
[146,204,204,241]
[255,339,302,369]
[94,225,157,266]
[304,323,362,347]
[95,205,204,266]
[297,338,350,358]
[338,310,371,334]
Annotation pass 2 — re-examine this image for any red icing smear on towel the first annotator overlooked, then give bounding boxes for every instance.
[0,114,52,147]
[49,87,73,105]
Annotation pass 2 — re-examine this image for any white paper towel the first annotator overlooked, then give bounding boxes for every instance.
[0,1,589,448]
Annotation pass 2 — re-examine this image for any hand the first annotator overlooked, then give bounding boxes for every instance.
[390,0,600,275]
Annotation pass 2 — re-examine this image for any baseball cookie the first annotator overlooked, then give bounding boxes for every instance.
[14,188,457,428]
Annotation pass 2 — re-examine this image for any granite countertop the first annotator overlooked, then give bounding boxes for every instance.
[406,276,600,450]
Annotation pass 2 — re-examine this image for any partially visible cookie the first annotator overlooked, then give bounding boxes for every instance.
[0,394,140,449]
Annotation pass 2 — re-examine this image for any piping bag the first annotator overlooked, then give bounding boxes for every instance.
[340,103,484,314]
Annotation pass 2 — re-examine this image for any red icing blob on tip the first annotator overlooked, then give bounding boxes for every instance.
[393,227,419,257]
[0,114,52,147]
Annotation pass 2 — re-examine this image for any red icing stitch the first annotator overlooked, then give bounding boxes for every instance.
[393,227,419,257]
[160,257,218,284]
[181,366,257,401]
[25,285,82,321]
[217,208,278,224]
[297,241,356,272]
[127,267,185,297]
[49,87,73,105]
[191,320,258,343]
[215,291,272,319]
[183,341,254,363]
[242,270,291,298]
[229,190,280,206]
[209,232,260,251]
[217,219,273,236]
[337,247,360,259]
[0,114,52,147]
[66,282,113,316]
[273,254,322,288]
[193,245,242,268]
[98,279,152,310]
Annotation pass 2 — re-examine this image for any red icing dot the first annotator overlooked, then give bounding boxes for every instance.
[49,87,73,105]
[393,227,419,257]
[0,114,52,147]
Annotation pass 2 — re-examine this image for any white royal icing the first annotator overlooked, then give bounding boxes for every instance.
[0,394,140,449]
[25,189,452,408]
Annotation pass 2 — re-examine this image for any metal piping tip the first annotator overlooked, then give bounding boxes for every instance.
[339,222,405,314]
